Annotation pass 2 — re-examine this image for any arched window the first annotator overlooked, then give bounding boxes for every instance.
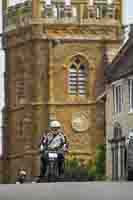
[69,64,77,95]
[59,6,65,18]
[102,6,107,18]
[111,123,126,181]
[114,123,122,139]
[78,65,86,95]
[112,123,122,181]
[68,56,88,96]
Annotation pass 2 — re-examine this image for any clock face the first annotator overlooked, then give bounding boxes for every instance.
[71,112,90,132]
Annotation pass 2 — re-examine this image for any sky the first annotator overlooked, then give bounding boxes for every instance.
[0,0,133,154]
[123,0,133,25]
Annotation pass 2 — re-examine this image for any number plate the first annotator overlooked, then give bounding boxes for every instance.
[48,153,58,159]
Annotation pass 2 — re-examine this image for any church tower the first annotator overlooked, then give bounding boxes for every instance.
[2,0,122,183]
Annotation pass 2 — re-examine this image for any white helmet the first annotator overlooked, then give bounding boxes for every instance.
[49,120,61,128]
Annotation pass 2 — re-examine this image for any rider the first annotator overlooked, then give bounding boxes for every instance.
[39,120,69,178]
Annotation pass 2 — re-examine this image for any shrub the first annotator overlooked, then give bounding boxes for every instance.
[64,157,95,180]
[64,144,106,181]
[95,144,106,180]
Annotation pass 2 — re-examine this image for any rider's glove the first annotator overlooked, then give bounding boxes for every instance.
[63,144,69,152]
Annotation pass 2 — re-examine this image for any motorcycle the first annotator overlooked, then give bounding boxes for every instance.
[39,142,67,182]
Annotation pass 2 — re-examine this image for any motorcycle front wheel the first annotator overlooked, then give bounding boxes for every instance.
[48,160,58,182]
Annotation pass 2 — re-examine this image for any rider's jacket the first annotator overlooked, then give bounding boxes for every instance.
[40,132,68,153]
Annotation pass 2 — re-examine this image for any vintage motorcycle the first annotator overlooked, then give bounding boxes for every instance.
[39,143,61,182]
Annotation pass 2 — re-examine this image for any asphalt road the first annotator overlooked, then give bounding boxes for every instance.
[0,182,133,200]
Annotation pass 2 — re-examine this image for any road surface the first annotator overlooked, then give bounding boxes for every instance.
[0,182,133,200]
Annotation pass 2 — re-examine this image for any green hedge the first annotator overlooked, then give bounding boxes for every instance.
[64,144,106,181]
